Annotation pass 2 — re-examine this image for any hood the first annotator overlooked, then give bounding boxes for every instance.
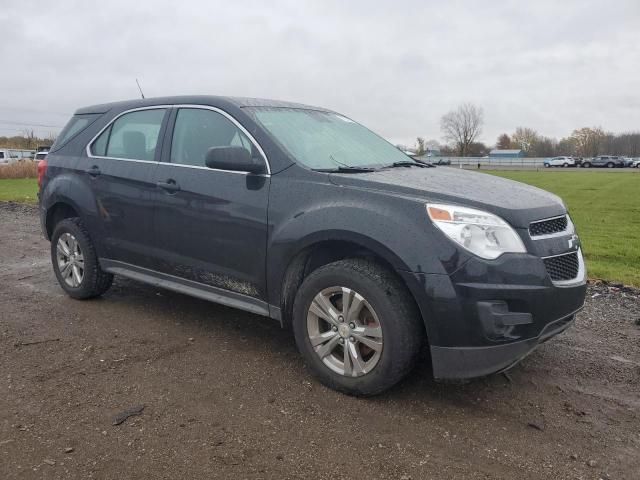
[329,167,566,228]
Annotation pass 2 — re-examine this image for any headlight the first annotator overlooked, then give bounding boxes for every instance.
[426,203,526,259]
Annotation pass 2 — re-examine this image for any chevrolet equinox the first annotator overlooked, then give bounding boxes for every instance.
[38,96,587,395]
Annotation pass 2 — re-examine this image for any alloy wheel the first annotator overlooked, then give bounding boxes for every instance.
[56,233,84,288]
[306,286,383,377]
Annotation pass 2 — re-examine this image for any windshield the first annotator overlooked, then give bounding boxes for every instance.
[246,107,412,169]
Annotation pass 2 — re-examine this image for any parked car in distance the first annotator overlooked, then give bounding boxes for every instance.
[0,149,36,164]
[621,157,635,167]
[544,156,575,168]
[581,155,625,168]
[631,159,640,168]
[571,157,583,167]
[35,151,49,161]
[38,96,587,396]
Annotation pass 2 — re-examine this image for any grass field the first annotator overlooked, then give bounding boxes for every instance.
[0,178,38,203]
[1,172,638,285]
[489,171,639,286]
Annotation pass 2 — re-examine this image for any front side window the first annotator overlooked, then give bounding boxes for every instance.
[246,107,409,169]
[0,152,4,159]
[170,108,254,167]
[91,109,166,161]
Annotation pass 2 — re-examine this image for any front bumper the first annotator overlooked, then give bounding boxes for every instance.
[430,310,577,379]
[399,250,587,380]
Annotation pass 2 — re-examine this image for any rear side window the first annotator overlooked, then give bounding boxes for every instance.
[170,108,254,167]
[51,113,101,151]
[91,109,166,161]
[0,152,4,159]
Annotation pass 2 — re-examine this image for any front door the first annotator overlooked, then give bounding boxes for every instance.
[151,107,270,301]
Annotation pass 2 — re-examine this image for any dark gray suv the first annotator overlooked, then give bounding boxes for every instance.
[38,96,587,395]
[582,155,624,168]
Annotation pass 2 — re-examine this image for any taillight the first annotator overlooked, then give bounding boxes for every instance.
[37,158,48,189]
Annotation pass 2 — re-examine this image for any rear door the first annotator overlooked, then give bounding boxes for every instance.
[151,106,270,301]
[80,107,169,268]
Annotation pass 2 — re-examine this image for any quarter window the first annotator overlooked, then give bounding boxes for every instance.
[170,108,254,167]
[91,109,166,161]
[52,113,101,151]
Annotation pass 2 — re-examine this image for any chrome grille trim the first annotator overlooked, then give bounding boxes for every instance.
[529,214,573,240]
[542,248,586,286]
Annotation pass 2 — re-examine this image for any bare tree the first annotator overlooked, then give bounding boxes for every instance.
[21,129,37,149]
[440,103,483,156]
[425,139,440,150]
[510,127,539,154]
[570,127,606,157]
[415,137,426,156]
[496,133,511,150]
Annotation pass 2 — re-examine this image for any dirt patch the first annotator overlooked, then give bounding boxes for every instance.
[1,203,639,479]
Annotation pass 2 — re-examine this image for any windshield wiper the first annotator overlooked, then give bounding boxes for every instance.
[312,165,378,173]
[386,160,432,168]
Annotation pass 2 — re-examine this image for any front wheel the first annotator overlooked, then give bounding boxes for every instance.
[51,218,113,299]
[583,162,591,168]
[607,162,614,168]
[563,163,569,167]
[292,259,424,396]
[544,163,550,168]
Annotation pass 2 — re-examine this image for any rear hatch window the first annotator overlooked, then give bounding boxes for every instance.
[50,113,102,152]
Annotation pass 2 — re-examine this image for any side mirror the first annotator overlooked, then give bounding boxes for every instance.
[205,146,265,174]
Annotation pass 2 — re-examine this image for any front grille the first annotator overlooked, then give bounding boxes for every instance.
[543,252,579,281]
[529,215,568,237]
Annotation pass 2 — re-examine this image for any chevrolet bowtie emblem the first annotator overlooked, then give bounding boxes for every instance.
[568,234,579,250]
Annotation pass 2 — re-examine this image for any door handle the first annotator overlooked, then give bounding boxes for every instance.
[86,165,101,177]
[157,179,181,193]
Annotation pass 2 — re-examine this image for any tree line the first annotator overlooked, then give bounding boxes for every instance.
[0,129,56,150]
[406,103,640,158]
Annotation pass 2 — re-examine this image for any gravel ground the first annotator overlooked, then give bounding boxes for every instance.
[0,202,639,479]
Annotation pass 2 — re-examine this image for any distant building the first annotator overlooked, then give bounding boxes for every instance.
[489,149,524,158]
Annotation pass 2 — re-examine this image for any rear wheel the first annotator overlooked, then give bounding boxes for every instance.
[563,163,568,167]
[544,163,550,168]
[292,258,424,396]
[607,162,614,168]
[51,218,113,299]
[583,162,591,168]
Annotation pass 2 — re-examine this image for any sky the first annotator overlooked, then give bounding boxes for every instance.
[1,0,639,147]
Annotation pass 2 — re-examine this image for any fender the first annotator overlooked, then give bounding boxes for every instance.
[266,199,458,304]
[41,168,105,256]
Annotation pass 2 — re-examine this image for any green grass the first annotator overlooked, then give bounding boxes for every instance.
[0,178,38,203]
[1,172,638,285]
[488,171,640,286]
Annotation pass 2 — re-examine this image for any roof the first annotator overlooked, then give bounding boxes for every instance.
[489,149,522,154]
[75,95,331,115]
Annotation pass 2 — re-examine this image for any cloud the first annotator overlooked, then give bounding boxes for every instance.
[1,0,639,146]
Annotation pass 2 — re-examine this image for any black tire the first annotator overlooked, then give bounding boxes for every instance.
[583,162,591,168]
[544,163,550,168]
[51,218,113,299]
[563,163,568,167]
[607,162,614,168]
[292,258,424,396]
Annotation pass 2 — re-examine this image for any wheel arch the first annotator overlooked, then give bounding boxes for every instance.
[276,233,428,340]
[45,201,80,239]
